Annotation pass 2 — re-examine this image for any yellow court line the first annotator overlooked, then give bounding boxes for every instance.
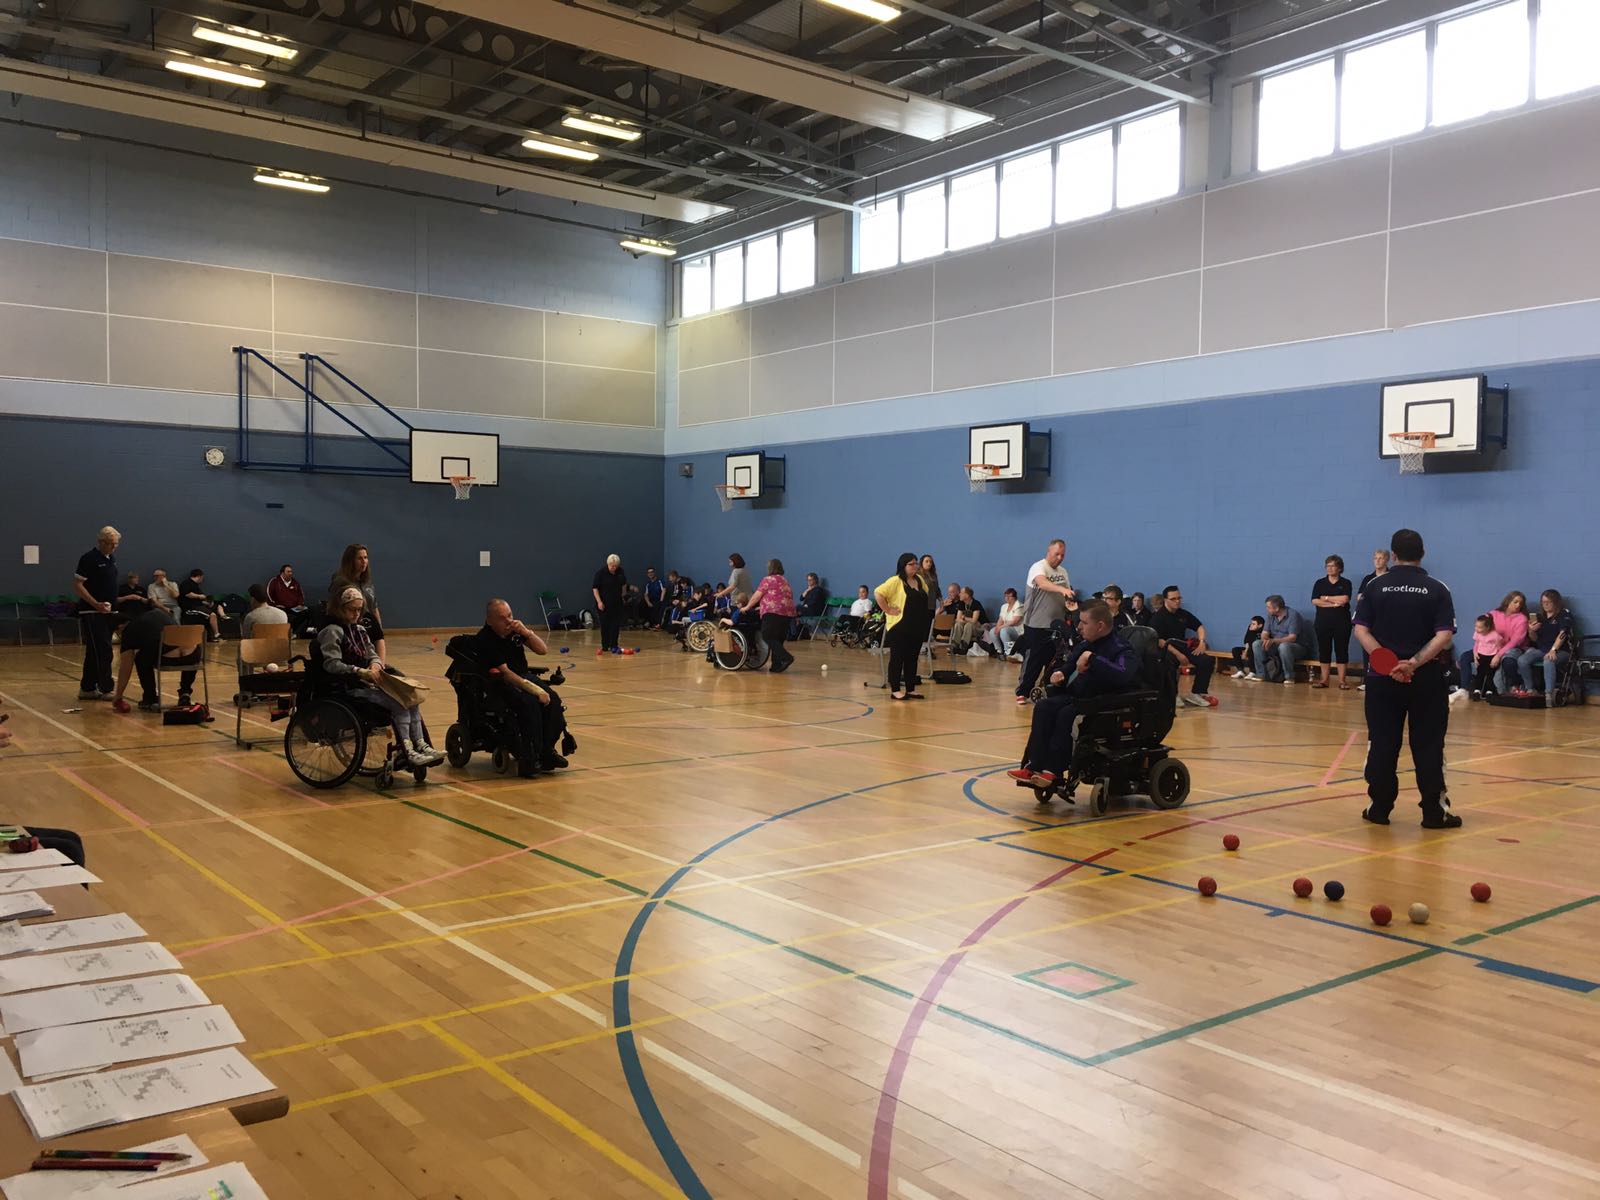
[249,781,1594,1066]
[49,766,330,958]
[421,1022,688,1200]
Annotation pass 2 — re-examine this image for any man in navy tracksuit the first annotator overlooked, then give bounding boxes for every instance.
[1009,601,1138,786]
[1354,528,1461,830]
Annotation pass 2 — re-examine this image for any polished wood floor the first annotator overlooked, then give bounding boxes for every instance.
[2,629,1597,1199]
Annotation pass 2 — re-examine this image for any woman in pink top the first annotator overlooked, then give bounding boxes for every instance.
[1490,590,1530,693]
[738,558,798,673]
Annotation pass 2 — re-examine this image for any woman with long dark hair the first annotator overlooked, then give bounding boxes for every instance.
[1513,589,1574,704]
[330,543,385,660]
[875,553,933,701]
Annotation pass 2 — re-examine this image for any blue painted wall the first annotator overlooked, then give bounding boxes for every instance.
[0,415,664,629]
[664,358,1600,642]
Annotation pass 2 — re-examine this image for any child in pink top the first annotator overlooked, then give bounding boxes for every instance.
[1469,615,1507,698]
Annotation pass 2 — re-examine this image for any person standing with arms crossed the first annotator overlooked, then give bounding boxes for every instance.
[1015,539,1073,706]
[1353,528,1461,830]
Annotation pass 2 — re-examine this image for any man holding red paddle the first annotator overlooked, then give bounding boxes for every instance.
[1353,528,1462,830]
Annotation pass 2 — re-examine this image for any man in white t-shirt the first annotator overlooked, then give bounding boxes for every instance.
[1016,538,1074,704]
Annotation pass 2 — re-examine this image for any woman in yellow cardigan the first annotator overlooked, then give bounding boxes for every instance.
[875,553,934,701]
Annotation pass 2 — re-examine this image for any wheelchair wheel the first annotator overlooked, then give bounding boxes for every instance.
[285,699,364,789]
[713,629,748,671]
[745,637,771,671]
[412,764,429,784]
[1088,777,1112,816]
[492,745,512,774]
[685,619,716,654]
[1148,757,1190,809]
[445,724,471,768]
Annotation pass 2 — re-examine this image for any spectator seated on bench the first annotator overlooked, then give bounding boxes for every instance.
[1248,595,1309,684]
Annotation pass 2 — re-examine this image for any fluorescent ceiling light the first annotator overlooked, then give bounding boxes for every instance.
[165,56,266,89]
[253,169,330,194]
[192,21,298,61]
[521,136,599,161]
[561,114,642,142]
[620,237,676,257]
[817,0,899,21]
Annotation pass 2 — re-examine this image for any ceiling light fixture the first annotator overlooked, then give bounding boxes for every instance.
[619,237,676,257]
[520,136,600,161]
[560,114,642,142]
[192,20,298,61]
[253,169,330,194]
[164,56,267,89]
[816,0,900,21]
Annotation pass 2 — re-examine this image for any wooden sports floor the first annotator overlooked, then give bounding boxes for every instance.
[2,630,1598,1200]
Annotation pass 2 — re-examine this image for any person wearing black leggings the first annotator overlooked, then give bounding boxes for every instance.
[875,553,933,701]
[1311,554,1354,689]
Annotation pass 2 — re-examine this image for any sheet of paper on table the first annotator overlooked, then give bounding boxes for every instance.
[90,1161,266,1200]
[17,917,147,955]
[0,946,182,996]
[0,1054,20,1097]
[18,1007,245,1080]
[1,976,211,1035]
[0,896,53,922]
[0,851,72,874]
[0,870,100,895]
[0,1135,207,1200]
[11,1049,275,1140]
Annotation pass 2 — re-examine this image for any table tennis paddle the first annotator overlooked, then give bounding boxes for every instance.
[1368,647,1401,677]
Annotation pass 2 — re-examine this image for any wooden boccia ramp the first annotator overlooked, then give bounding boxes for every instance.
[3,630,1597,1199]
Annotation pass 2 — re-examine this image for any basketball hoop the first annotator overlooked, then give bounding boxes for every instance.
[1387,432,1436,476]
[448,475,476,500]
[714,483,748,512]
[964,463,1002,493]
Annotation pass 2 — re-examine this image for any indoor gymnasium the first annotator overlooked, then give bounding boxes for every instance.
[2,1,1599,1197]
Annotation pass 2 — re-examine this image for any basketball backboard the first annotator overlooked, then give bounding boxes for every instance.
[410,430,500,486]
[1379,375,1507,465]
[967,422,1026,481]
[725,451,765,499]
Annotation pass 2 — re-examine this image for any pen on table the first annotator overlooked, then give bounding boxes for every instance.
[31,1159,162,1172]
[37,1149,191,1161]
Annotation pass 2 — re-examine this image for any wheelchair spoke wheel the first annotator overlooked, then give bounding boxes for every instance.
[1148,757,1190,809]
[745,637,771,671]
[713,629,748,671]
[284,700,364,789]
[685,620,716,654]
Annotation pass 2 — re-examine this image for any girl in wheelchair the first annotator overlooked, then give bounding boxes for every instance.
[317,587,443,768]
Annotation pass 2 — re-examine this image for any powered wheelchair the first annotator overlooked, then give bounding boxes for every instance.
[281,636,432,790]
[1016,624,1191,814]
[441,635,575,776]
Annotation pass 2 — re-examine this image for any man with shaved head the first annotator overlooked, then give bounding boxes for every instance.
[465,598,568,777]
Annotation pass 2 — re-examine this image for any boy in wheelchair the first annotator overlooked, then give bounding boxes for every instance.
[1008,602,1190,812]
[445,599,575,778]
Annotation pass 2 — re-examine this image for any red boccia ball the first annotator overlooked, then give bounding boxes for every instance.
[1292,877,1313,898]
[1197,876,1218,897]
[1222,833,1241,852]
[1470,881,1492,903]
[1370,903,1392,927]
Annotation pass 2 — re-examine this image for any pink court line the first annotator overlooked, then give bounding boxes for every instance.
[175,826,593,960]
[1320,731,1360,787]
[213,757,334,809]
[866,847,1118,1200]
[55,767,150,829]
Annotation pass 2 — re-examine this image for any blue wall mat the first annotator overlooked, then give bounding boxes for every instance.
[663,359,1599,640]
[0,416,665,629]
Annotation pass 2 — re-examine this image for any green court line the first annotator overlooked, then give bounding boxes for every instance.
[1461,894,1600,941]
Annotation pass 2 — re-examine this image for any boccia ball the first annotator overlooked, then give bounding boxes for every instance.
[1408,902,1430,925]
[1324,880,1345,901]
[560,648,570,654]
[1222,833,1240,852]
[1370,904,1392,927]
[264,662,281,673]
[820,664,829,672]
[1471,882,1492,903]
[1292,877,1313,898]
[1197,876,1218,897]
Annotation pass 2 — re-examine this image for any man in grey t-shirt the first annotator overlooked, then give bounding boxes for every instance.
[1016,538,1074,703]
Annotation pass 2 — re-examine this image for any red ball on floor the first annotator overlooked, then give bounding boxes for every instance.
[1222,833,1240,852]
[1292,877,1313,898]
[1470,881,1492,902]
[1370,903,1392,926]
[1197,876,1218,897]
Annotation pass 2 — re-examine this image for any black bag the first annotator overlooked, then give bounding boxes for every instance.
[162,702,213,725]
[930,669,971,685]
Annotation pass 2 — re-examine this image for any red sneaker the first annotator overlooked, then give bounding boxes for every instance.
[1006,768,1035,782]
[1029,772,1057,788]
[111,698,131,713]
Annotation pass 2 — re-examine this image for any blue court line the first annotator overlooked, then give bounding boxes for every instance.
[990,841,1600,994]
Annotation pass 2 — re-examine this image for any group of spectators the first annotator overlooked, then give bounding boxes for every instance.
[71,528,385,713]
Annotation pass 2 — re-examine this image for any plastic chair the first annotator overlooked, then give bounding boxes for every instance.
[234,628,298,747]
[157,624,209,708]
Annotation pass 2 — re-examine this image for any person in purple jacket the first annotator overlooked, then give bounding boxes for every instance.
[1007,601,1138,788]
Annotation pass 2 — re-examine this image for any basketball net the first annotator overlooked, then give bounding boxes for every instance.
[714,484,747,512]
[448,476,476,500]
[1387,433,1435,476]
[965,463,1001,493]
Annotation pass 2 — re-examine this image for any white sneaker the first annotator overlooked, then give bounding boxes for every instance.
[1283,679,1295,686]
[1357,683,1366,692]
[1448,689,1467,706]
[408,741,445,767]
[1236,671,1254,681]
[1179,694,1203,707]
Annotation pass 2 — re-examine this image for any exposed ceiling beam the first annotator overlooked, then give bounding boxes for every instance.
[1039,0,1155,62]
[1081,0,1221,54]
[0,60,731,222]
[433,0,993,139]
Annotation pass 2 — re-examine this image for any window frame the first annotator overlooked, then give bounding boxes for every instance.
[675,218,819,318]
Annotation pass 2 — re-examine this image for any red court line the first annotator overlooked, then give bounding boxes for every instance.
[55,767,150,829]
[1320,731,1360,786]
[866,847,1118,1200]
[214,757,334,808]
[174,827,592,960]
